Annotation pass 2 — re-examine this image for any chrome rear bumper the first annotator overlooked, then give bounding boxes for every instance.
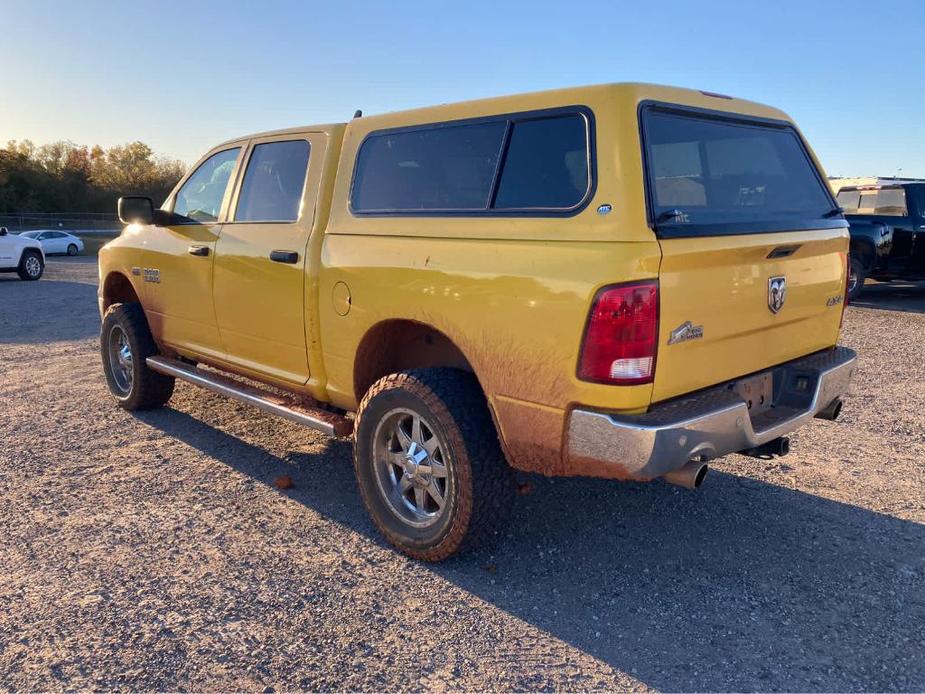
[566,346,857,480]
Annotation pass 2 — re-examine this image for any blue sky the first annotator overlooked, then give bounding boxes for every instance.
[2,0,923,177]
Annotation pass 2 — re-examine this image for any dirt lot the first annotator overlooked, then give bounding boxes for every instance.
[1,258,923,691]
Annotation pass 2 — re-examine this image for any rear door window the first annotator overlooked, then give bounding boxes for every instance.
[642,107,837,235]
[234,140,311,222]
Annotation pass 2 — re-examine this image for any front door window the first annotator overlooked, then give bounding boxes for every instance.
[173,148,240,223]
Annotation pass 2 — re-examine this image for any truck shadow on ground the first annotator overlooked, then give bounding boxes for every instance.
[852,280,925,314]
[137,407,925,691]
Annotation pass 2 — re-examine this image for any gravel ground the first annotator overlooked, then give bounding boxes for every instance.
[0,258,923,692]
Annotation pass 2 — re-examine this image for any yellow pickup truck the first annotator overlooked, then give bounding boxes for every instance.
[99,83,856,561]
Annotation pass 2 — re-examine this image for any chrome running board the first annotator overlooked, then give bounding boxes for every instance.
[146,356,352,437]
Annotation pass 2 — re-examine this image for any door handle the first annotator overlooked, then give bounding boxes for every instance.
[270,250,299,264]
[188,245,210,257]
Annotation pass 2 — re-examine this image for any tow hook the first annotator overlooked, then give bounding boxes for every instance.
[743,436,790,459]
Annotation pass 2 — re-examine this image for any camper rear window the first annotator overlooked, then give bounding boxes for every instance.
[642,106,838,236]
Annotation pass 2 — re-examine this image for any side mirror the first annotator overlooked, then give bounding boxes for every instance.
[118,196,155,225]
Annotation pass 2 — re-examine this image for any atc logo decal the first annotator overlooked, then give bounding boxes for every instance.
[768,276,786,314]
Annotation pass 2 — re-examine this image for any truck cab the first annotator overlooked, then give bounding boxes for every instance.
[99,83,856,561]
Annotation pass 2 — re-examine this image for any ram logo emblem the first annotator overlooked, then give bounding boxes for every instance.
[768,276,786,314]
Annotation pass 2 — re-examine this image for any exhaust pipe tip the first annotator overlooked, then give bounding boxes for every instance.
[815,397,843,421]
[692,463,708,488]
[663,460,709,490]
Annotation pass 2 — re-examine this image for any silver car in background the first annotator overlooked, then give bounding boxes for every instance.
[19,230,85,256]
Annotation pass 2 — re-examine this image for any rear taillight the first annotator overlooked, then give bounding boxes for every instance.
[578,281,659,385]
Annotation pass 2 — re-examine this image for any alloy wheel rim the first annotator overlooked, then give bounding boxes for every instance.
[372,408,451,528]
[25,256,41,277]
[107,326,133,394]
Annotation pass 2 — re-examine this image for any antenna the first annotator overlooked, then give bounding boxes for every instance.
[353,109,362,119]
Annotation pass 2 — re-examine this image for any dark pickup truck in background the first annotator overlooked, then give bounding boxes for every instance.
[836,183,925,299]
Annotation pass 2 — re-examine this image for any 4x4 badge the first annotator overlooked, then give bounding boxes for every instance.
[768,276,786,313]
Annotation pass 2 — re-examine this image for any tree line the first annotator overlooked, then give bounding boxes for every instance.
[0,140,187,214]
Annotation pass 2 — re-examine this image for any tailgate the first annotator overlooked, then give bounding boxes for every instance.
[639,101,849,403]
[653,228,846,402]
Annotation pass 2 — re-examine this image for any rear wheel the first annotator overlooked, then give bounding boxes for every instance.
[353,368,514,561]
[67,243,78,256]
[847,252,866,301]
[17,250,43,281]
[101,302,174,410]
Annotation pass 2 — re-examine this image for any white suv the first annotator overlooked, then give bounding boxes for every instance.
[0,227,45,280]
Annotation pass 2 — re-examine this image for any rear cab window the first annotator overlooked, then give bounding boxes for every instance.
[640,104,841,237]
[350,109,592,215]
[836,187,907,216]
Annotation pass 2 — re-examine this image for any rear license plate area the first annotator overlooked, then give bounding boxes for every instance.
[731,372,773,416]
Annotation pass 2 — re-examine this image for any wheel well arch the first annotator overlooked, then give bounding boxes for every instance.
[353,319,475,403]
[20,245,42,261]
[102,271,140,312]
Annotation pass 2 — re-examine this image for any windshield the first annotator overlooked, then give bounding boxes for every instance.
[643,107,836,235]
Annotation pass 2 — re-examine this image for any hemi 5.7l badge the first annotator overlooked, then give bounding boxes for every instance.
[667,320,704,345]
[143,268,160,283]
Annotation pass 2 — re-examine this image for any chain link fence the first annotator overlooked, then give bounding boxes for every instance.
[0,212,121,233]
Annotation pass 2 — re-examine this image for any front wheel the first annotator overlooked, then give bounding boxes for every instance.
[101,302,174,410]
[67,243,79,256]
[353,369,514,561]
[17,250,44,281]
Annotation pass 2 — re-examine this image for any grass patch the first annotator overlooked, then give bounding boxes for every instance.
[75,233,118,257]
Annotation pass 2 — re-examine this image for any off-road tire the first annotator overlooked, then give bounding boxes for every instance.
[101,302,174,410]
[848,252,866,301]
[67,243,78,256]
[353,368,514,561]
[17,250,44,281]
